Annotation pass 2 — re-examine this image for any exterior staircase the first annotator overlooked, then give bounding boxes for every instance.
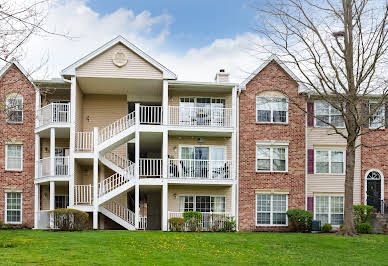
[100,201,136,230]
[100,152,132,176]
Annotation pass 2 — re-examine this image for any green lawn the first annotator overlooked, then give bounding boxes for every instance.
[0,230,387,265]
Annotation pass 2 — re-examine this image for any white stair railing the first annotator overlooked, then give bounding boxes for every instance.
[99,111,136,144]
[37,157,51,178]
[103,201,135,227]
[140,105,163,124]
[75,132,94,152]
[139,216,147,230]
[104,152,131,169]
[139,158,163,178]
[98,163,135,197]
[54,156,69,175]
[74,184,93,205]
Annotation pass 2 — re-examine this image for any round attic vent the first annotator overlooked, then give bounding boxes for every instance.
[112,51,128,67]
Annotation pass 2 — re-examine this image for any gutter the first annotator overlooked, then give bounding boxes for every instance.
[236,86,241,230]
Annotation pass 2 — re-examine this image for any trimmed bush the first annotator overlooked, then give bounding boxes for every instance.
[183,211,202,232]
[358,223,372,234]
[353,205,374,229]
[168,217,185,232]
[286,209,313,232]
[221,216,236,232]
[49,208,89,231]
[321,223,332,233]
[0,221,3,228]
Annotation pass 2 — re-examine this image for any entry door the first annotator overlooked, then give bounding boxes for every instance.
[367,180,381,212]
[195,98,211,126]
[180,146,209,178]
[210,147,226,179]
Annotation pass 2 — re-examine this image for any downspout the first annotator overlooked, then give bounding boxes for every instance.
[236,86,241,230]
[305,94,310,210]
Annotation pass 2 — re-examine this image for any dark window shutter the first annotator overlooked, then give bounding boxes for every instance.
[307,149,314,174]
[385,104,388,128]
[363,103,369,128]
[307,196,314,212]
[307,102,314,127]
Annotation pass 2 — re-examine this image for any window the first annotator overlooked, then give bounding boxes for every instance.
[6,95,23,123]
[315,195,344,225]
[369,103,385,129]
[315,150,345,174]
[179,97,226,126]
[256,145,288,172]
[5,192,22,224]
[256,96,288,123]
[256,194,288,226]
[178,195,226,213]
[55,195,69,209]
[5,145,22,171]
[314,101,344,128]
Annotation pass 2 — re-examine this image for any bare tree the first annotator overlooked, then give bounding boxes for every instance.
[253,0,388,236]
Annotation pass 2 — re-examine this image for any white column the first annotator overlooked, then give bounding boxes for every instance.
[162,182,168,231]
[35,134,40,179]
[49,181,55,228]
[162,130,168,179]
[135,130,140,179]
[50,128,55,176]
[35,89,40,128]
[93,127,99,229]
[162,80,168,125]
[135,103,140,125]
[231,183,236,218]
[135,184,140,229]
[69,76,76,206]
[232,86,237,127]
[34,184,40,229]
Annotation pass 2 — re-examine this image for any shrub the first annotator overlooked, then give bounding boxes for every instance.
[286,209,313,232]
[0,221,3,228]
[168,217,185,232]
[321,223,332,233]
[183,211,202,232]
[5,224,14,229]
[353,205,374,228]
[221,216,236,232]
[49,208,89,231]
[340,224,343,230]
[358,223,372,234]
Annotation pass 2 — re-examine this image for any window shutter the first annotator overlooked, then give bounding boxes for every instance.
[385,104,388,128]
[307,149,314,174]
[363,103,369,128]
[307,102,314,127]
[307,196,314,212]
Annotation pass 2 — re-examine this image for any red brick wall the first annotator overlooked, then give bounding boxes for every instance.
[0,64,35,227]
[239,61,306,231]
[361,129,388,207]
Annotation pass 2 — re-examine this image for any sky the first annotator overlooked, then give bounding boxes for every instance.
[20,0,270,83]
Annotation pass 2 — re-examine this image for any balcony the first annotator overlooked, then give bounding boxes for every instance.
[168,159,233,180]
[168,106,233,128]
[75,131,94,152]
[36,103,70,128]
[168,211,232,231]
[37,156,69,179]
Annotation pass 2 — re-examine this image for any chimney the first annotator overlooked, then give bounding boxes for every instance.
[215,69,230,83]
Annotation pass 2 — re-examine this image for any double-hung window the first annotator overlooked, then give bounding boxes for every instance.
[256,194,288,226]
[5,192,22,224]
[256,96,288,123]
[314,101,344,128]
[315,195,344,225]
[178,195,226,213]
[256,144,288,172]
[369,102,385,129]
[315,150,345,174]
[6,95,23,123]
[5,144,23,171]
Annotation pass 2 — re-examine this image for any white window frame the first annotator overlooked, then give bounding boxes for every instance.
[314,195,344,226]
[314,149,345,175]
[368,102,385,129]
[255,141,289,173]
[5,192,22,224]
[6,94,23,123]
[314,101,345,128]
[178,194,226,213]
[5,144,23,171]
[256,96,288,124]
[255,193,288,226]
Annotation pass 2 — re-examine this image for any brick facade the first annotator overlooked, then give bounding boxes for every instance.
[238,61,306,231]
[0,64,35,227]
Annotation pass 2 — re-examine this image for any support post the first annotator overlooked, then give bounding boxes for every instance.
[34,184,40,229]
[135,103,140,125]
[135,130,140,179]
[162,182,168,231]
[93,127,99,229]
[231,183,236,218]
[135,184,140,229]
[49,181,55,228]
[50,128,55,176]
[162,80,168,125]
[69,76,76,206]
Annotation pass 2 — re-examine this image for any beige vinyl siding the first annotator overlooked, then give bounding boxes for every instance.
[76,43,162,79]
[40,185,69,211]
[40,138,70,158]
[168,136,232,160]
[307,128,361,204]
[168,185,232,212]
[75,84,84,133]
[168,91,232,108]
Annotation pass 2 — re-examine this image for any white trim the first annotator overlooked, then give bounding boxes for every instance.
[256,96,289,124]
[314,101,345,128]
[178,144,227,161]
[313,194,344,225]
[255,140,289,146]
[255,193,288,226]
[61,35,176,79]
[363,169,384,207]
[177,194,227,213]
[4,192,23,224]
[5,144,23,171]
[314,149,346,175]
[6,94,23,124]
[255,143,289,173]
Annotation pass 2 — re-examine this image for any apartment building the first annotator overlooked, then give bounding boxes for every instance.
[33,36,238,230]
[0,61,36,227]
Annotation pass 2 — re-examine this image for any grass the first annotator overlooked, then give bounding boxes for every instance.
[0,230,387,265]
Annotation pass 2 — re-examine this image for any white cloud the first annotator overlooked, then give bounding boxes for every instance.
[21,0,268,83]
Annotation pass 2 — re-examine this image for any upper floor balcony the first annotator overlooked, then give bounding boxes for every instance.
[36,156,70,182]
[36,103,70,129]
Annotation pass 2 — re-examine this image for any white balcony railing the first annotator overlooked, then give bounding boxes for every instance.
[140,106,163,125]
[139,158,163,178]
[139,216,147,230]
[168,159,232,180]
[74,184,93,205]
[35,211,51,229]
[37,157,51,177]
[36,103,70,128]
[75,132,94,152]
[37,156,69,178]
[168,212,232,231]
[168,106,233,128]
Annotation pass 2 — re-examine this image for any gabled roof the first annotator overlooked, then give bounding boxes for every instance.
[61,35,177,79]
[0,60,34,84]
[239,55,303,90]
